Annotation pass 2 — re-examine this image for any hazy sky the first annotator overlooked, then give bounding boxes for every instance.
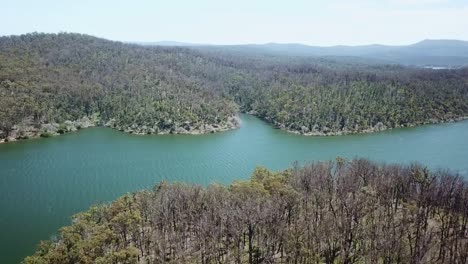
[2,0,467,46]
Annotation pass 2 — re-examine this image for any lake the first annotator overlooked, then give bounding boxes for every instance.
[1,114,468,263]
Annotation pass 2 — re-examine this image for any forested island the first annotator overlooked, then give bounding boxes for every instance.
[1,33,468,142]
[24,158,468,264]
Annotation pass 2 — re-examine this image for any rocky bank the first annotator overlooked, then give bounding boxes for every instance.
[0,115,241,144]
[105,115,241,135]
[0,114,100,143]
[247,111,468,136]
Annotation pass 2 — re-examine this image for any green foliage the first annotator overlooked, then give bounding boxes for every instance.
[95,247,139,264]
[57,124,66,134]
[39,132,52,138]
[0,33,239,136]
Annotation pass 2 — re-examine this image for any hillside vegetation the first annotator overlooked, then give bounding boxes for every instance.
[1,33,468,140]
[0,33,240,139]
[24,159,468,263]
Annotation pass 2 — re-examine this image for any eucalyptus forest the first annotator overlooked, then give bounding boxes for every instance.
[1,33,468,140]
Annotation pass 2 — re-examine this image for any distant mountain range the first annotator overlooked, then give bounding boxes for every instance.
[133,41,205,47]
[137,39,468,67]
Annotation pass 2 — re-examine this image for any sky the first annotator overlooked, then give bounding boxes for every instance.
[1,0,467,46]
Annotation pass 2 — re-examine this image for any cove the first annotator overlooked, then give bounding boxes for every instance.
[1,114,468,263]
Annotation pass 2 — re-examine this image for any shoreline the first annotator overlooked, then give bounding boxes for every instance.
[247,112,468,137]
[2,114,467,144]
[105,115,241,136]
[284,116,468,136]
[0,115,241,144]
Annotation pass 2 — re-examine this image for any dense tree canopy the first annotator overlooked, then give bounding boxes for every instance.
[24,159,468,263]
[1,33,468,139]
[0,33,239,137]
[210,51,468,134]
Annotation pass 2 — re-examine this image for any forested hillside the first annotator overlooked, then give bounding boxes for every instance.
[240,64,468,135]
[24,159,468,263]
[0,33,240,140]
[198,48,468,135]
[1,33,468,141]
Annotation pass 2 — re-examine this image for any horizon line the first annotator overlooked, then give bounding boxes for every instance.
[2,31,468,48]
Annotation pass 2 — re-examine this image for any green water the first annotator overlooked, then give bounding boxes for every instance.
[1,114,468,263]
